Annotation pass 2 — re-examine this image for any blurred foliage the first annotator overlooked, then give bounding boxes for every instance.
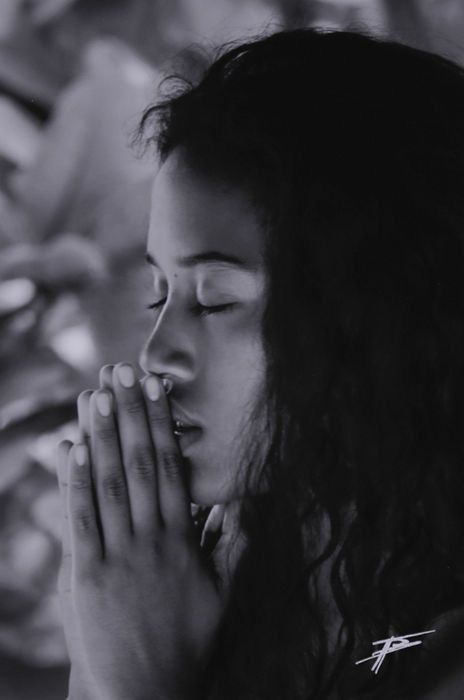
[0,1,463,698]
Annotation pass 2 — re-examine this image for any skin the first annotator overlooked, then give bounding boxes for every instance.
[141,148,268,506]
[56,150,268,699]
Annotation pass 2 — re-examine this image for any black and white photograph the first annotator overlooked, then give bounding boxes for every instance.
[1,1,464,698]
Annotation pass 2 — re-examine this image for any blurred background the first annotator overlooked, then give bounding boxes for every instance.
[0,1,463,698]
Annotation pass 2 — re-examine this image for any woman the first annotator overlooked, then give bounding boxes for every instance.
[56,28,464,699]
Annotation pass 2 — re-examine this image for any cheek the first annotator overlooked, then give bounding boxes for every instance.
[199,310,265,424]
[212,325,265,393]
[212,341,266,436]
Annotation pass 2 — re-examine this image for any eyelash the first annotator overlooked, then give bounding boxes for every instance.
[146,298,236,317]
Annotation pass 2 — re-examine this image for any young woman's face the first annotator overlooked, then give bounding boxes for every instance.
[140,149,267,506]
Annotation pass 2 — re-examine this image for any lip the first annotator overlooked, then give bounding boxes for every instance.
[174,425,202,450]
[169,401,202,429]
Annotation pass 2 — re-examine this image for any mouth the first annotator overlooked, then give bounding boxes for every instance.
[172,420,202,449]
[172,419,193,437]
[169,399,202,441]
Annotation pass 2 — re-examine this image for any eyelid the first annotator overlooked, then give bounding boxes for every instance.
[146,298,237,316]
[146,298,167,310]
[191,302,237,317]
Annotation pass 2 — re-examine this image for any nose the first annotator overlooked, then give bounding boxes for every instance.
[138,317,194,392]
[138,340,153,377]
[138,344,177,395]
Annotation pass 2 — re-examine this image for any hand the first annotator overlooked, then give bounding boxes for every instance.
[56,363,225,700]
[56,439,100,700]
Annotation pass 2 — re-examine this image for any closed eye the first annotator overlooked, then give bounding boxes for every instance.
[146,298,166,311]
[147,299,237,317]
[192,302,237,317]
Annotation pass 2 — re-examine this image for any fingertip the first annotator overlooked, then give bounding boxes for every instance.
[57,438,73,452]
[143,374,162,402]
[68,444,92,490]
[113,362,136,389]
[77,389,92,413]
[93,389,113,417]
[74,443,88,467]
[99,364,115,390]
[77,390,92,438]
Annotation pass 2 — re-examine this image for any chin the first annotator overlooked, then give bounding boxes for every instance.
[185,459,239,507]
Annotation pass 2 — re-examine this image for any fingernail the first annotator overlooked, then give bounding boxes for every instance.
[96,391,112,416]
[118,364,135,388]
[75,444,88,467]
[145,375,161,401]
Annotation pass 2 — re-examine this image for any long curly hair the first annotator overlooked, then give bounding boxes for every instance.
[138,28,464,699]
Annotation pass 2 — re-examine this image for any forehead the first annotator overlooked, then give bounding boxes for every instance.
[148,149,264,268]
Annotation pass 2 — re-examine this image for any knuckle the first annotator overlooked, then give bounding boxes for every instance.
[74,509,94,534]
[95,426,116,444]
[101,474,127,502]
[148,536,165,562]
[160,451,183,482]
[149,412,172,431]
[122,397,144,416]
[71,473,90,490]
[127,446,154,480]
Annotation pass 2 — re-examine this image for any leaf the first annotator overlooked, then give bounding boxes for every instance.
[28,0,78,26]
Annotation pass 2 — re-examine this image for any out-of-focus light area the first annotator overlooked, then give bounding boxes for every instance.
[0,1,463,698]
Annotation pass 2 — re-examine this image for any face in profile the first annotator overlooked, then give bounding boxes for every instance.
[140,149,268,506]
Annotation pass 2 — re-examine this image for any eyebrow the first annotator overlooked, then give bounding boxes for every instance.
[145,251,258,271]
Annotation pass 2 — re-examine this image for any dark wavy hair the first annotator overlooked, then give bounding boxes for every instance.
[138,28,464,699]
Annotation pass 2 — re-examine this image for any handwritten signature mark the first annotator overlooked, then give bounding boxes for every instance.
[355,629,436,674]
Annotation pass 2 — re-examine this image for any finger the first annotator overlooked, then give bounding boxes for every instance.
[56,439,72,517]
[112,363,160,537]
[56,440,73,595]
[142,375,191,533]
[89,389,132,553]
[77,390,107,540]
[99,364,114,390]
[77,390,93,441]
[68,443,103,568]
